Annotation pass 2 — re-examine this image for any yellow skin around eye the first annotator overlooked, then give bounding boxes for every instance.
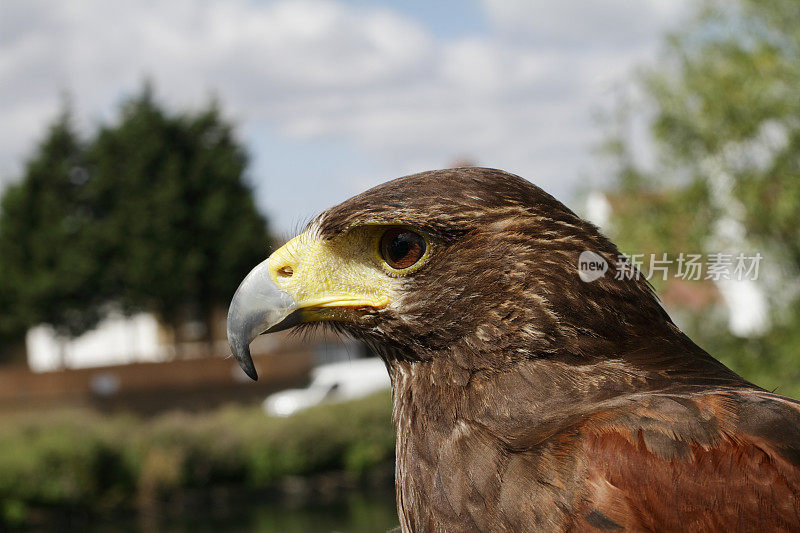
[266,225,431,315]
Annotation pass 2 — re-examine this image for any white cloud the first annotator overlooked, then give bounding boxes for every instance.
[0,0,690,231]
[482,0,687,48]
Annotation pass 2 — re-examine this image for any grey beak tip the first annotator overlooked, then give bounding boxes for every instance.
[231,341,259,381]
[243,364,259,382]
[240,357,258,381]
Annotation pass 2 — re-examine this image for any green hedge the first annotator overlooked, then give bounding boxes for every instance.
[0,392,394,526]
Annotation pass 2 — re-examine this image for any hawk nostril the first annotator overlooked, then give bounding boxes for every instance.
[277,266,293,277]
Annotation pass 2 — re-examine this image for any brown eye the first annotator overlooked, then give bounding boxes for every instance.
[380,228,426,270]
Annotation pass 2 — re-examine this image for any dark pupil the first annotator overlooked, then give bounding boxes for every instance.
[382,229,425,269]
[389,237,411,262]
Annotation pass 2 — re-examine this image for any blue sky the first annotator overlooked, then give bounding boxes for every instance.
[343,0,488,38]
[0,0,689,237]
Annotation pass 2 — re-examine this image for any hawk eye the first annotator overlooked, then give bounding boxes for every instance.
[380,228,426,270]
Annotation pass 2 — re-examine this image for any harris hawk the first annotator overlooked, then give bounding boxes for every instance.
[227,168,800,532]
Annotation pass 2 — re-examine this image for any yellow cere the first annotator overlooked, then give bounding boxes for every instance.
[267,226,397,311]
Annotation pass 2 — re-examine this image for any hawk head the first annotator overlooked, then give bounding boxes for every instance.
[227,167,680,380]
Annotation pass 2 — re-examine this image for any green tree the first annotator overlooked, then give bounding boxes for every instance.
[602,0,800,396]
[608,0,800,265]
[0,109,106,357]
[87,87,271,352]
[0,86,272,362]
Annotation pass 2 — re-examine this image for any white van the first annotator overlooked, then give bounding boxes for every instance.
[263,357,390,417]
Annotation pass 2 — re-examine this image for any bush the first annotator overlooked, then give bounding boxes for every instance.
[0,392,394,526]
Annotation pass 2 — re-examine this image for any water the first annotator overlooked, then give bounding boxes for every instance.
[160,491,399,532]
[66,489,399,533]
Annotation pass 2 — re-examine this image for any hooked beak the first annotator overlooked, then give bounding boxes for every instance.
[226,231,391,381]
[226,259,297,380]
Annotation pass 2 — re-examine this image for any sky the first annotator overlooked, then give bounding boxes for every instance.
[0,0,690,237]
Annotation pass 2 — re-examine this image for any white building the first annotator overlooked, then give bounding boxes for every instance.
[26,312,168,372]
